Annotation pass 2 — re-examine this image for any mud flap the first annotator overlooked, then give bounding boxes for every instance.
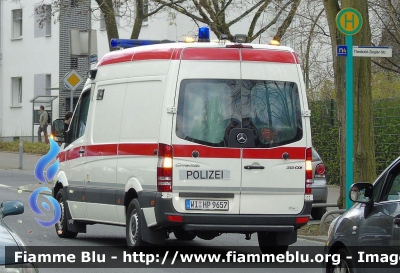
[64,201,87,233]
[276,230,297,245]
[140,208,165,245]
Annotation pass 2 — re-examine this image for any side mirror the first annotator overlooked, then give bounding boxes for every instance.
[51,119,65,145]
[349,182,373,203]
[1,201,24,218]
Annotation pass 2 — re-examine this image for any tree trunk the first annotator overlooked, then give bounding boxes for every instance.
[323,0,376,208]
[96,0,119,51]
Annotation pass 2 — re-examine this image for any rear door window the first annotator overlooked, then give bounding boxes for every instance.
[176,79,302,148]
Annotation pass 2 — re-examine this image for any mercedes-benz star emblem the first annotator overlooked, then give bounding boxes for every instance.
[236,133,248,144]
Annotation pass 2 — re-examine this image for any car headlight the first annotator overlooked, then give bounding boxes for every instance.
[0,263,37,273]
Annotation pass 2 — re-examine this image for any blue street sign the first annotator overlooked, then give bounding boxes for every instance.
[337,45,348,57]
[89,54,98,64]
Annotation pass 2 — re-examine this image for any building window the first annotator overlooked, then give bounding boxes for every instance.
[71,58,78,69]
[34,5,51,38]
[12,9,23,39]
[45,5,52,36]
[143,0,148,23]
[11,77,22,106]
[99,12,106,30]
[71,0,77,7]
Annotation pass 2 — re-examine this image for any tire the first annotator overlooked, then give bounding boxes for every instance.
[257,232,288,254]
[311,207,327,220]
[174,228,196,241]
[327,248,353,273]
[126,199,145,250]
[55,189,78,238]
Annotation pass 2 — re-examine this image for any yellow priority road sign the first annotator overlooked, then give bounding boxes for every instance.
[336,8,363,36]
[63,70,84,91]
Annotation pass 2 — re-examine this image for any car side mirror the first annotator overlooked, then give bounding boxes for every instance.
[1,201,24,218]
[349,182,373,203]
[51,119,66,145]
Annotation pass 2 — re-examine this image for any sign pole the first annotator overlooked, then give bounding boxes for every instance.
[70,89,73,113]
[345,35,354,210]
[336,8,362,210]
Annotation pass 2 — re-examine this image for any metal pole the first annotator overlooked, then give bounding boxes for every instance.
[88,1,91,72]
[19,140,23,169]
[70,89,73,112]
[345,35,354,210]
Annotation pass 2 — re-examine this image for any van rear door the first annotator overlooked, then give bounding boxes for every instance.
[239,48,307,214]
[171,47,242,214]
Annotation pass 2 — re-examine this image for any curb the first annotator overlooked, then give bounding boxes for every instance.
[18,184,53,196]
[298,235,328,243]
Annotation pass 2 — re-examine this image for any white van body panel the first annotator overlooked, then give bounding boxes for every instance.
[54,41,312,245]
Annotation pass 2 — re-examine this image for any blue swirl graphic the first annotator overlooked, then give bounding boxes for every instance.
[34,139,60,183]
[29,187,61,228]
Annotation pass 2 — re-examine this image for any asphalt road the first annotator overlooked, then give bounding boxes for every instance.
[0,168,328,273]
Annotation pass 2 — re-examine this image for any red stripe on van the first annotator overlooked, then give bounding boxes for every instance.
[173,145,240,158]
[97,50,134,66]
[132,48,175,61]
[65,146,84,161]
[86,144,118,157]
[241,49,297,64]
[171,48,183,60]
[182,48,240,61]
[242,147,306,159]
[118,143,158,156]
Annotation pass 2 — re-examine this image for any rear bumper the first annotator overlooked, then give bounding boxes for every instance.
[152,193,312,232]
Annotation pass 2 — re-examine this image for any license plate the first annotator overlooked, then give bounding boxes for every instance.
[185,199,229,211]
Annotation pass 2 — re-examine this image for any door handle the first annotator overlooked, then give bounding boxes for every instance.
[79,150,85,154]
[244,165,265,170]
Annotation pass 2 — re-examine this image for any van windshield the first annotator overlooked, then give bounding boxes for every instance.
[176,79,302,148]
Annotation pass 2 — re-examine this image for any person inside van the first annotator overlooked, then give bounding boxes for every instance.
[64,111,73,141]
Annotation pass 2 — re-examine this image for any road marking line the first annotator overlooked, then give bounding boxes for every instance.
[0,184,12,188]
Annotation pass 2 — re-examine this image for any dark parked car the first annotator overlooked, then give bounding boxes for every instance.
[0,200,37,272]
[311,148,328,220]
[325,156,400,273]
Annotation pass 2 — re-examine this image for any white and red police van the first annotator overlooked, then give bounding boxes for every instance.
[52,27,313,253]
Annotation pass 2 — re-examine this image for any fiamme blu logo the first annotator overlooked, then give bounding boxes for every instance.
[29,138,61,228]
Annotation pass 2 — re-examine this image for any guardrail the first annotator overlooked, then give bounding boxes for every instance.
[319,209,346,235]
[312,203,338,208]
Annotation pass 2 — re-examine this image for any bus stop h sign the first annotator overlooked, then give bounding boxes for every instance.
[336,8,363,36]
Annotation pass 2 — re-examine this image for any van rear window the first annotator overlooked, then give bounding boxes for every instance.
[176,79,302,148]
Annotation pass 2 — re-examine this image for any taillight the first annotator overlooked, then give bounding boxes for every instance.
[305,147,312,194]
[157,143,173,192]
[315,163,326,177]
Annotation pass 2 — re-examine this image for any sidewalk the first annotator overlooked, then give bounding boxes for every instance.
[0,150,332,243]
[0,151,40,171]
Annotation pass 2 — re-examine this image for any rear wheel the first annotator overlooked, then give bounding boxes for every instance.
[55,189,78,238]
[257,232,288,254]
[126,199,145,250]
[311,207,326,220]
[173,228,196,241]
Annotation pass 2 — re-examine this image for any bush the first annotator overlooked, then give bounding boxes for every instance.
[0,141,49,155]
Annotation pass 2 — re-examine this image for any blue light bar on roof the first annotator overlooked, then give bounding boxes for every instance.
[110,38,175,49]
[198,26,210,42]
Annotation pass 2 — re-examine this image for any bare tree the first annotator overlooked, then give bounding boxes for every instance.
[151,0,301,42]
